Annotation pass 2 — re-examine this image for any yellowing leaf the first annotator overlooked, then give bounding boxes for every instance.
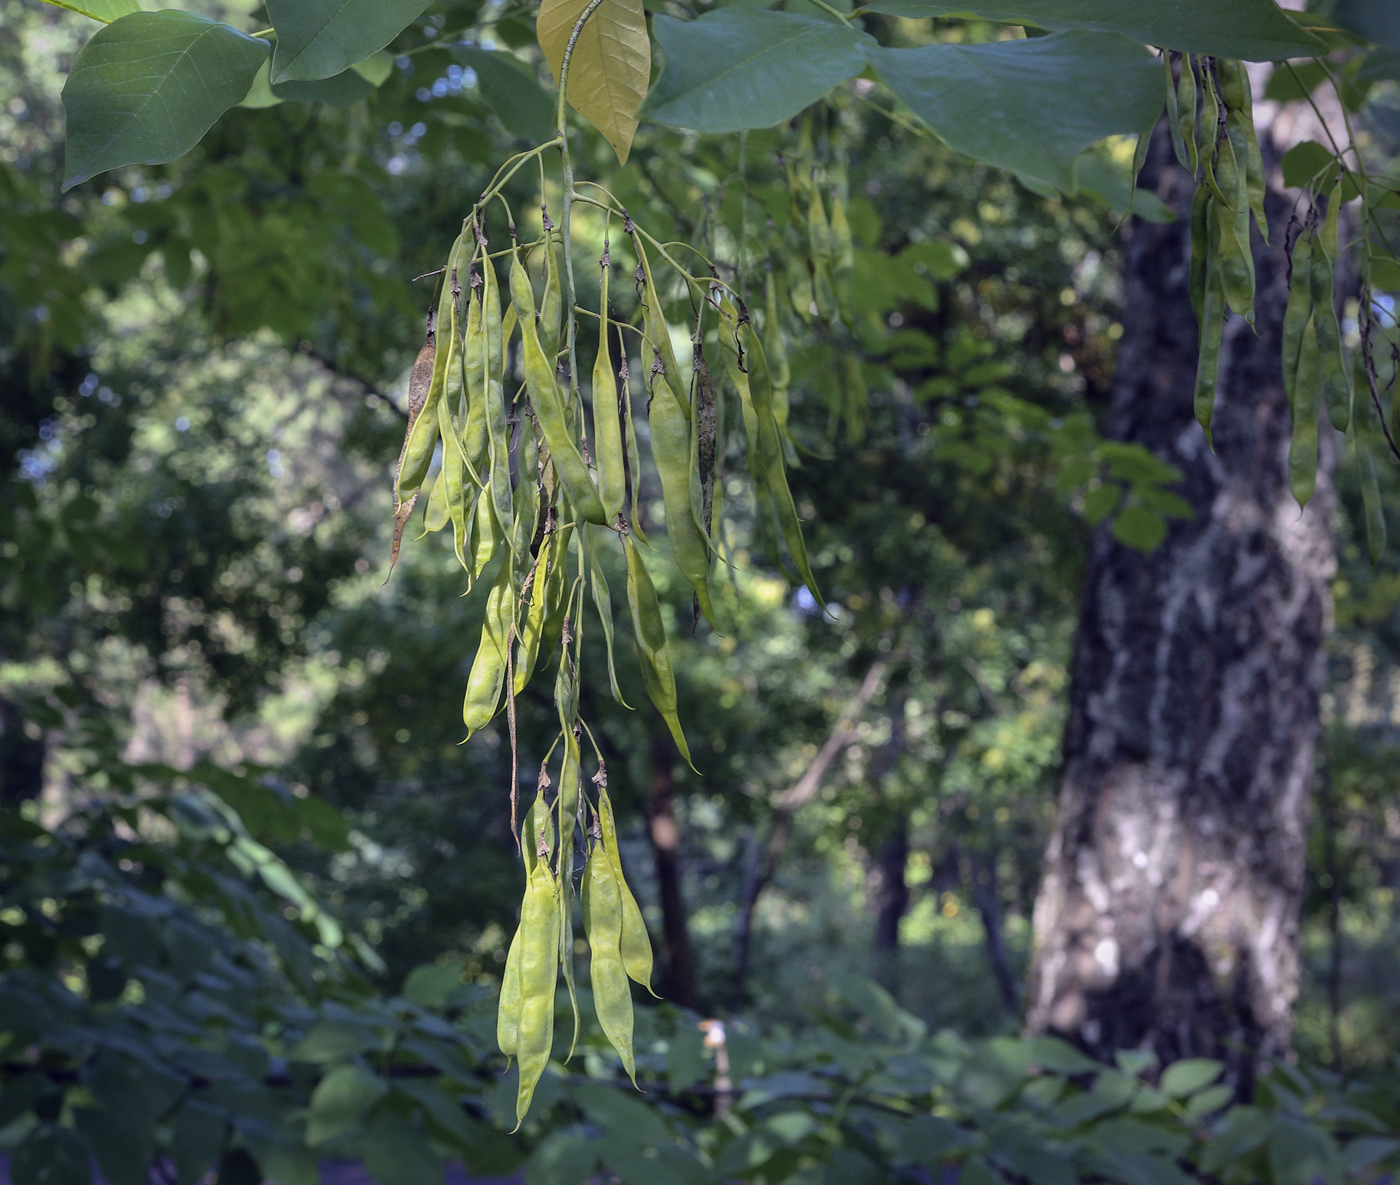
[538,0,650,163]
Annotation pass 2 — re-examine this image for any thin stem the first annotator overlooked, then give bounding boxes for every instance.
[796,0,854,23]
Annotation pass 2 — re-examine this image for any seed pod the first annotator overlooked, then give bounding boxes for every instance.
[1164,55,1192,173]
[513,837,561,1128]
[841,351,868,446]
[497,922,523,1062]
[628,229,689,417]
[462,557,514,735]
[620,357,647,544]
[1282,230,1314,418]
[1195,205,1227,443]
[1197,63,1224,204]
[581,840,636,1083]
[623,531,693,768]
[463,276,489,483]
[592,252,627,524]
[597,787,654,994]
[1214,133,1255,320]
[1355,391,1387,563]
[1313,187,1350,433]
[1290,313,1322,508]
[513,401,541,564]
[1188,187,1210,328]
[555,724,581,1061]
[691,341,718,545]
[513,530,556,695]
[829,190,856,328]
[539,224,563,363]
[1218,58,1268,238]
[481,253,515,549]
[1216,56,1247,111]
[1177,55,1199,175]
[585,524,630,707]
[807,184,838,322]
[511,246,608,526]
[648,366,716,628]
[439,281,473,568]
[764,270,792,436]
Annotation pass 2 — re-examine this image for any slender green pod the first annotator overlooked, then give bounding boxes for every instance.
[830,189,856,328]
[439,280,473,568]
[585,524,630,707]
[1217,58,1268,238]
[514,529,556,695]
[1290,313,1322,508]
[1197,62,1222,201]
[556,724,581,1060]
[1195,218,1226,444]
[622,531,693,768]
[513,841,561,1128]
[581,841,636,1083]
[764,270,792,435]
[497,923,523,1062]
[422,469,449,534]
[1356,392,1387,563]
[463,557,514,734]
[1282,229,1314,418]
[1165,54,1191,172]
[807,184,838,322]
[1177,54,1199,176]
[1189,187,1210,328]
[691,341,718,545]
[597,787,655,993]
[463,274,489,482]
[648,365,716,627]
[480,248,515,548]
[620,357,648,543]
[1313,189,1350,433]
[512,245,608,526]
[539,220,563,363]
[1214,131,1255,320]
[592,251,627,524]
[628,226,689,417]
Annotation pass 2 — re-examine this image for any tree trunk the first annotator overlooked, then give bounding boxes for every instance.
[970,848,1019,1016]
[648,733,699,1010]
[872,823,909,991]
[1025,124,1336,1084]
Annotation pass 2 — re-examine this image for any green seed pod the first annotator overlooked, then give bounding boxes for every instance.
[1313,187,1350,433]
[1282,230,1314,418]
[648,365,716,628]
[592,252,626,524]
[807,184,838,322]
[764,270,792,434]
[1355,386,1387,563]
[1195,206,1227,444]
[623,531,693,768]
[628,228,689,417]
[829,190,856,328]
[539,223,563,363]
[585,523,630,707]
[1290,313,1322,508]
[597,787,655,994]
[462,276,489,484]
[1164,54,1191,172]
[462,557,514,735]
[481,253,515,549]
[1177,55,1199,176]
[1197,63,1223,202]
[512,246,608,526]
[1217,126,1255,320]
[581,840,636,1083]
[497,923,523,1062]
[1188,186,1210,328]
[513,844,561,1128]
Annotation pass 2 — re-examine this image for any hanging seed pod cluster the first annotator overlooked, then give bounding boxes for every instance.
[385,0,820,1128]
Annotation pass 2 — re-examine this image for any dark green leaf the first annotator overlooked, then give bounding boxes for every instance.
[1112,504,1169,552]
[871,32,1161,193]
[12,1126,92,1185]
[305,1064,388,1145]
[858,0,1325,61]
[357,1113,445,1185]
[401,961,463,1008]
[1159,1059,1224,1098]
[646,10,874,133]
[172,1102,226,1185]
[454,48,556,142]
[268,0,431,83]
[61,11,269,190]
[1281,141,1336,188]
[1334,1,1400,50]
[273,70,377,107]
[527,1132,601,1185]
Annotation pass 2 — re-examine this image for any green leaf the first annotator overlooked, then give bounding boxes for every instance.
[37,0,139,21]
[273,69,376,107]
[871,32,1161,193]
[357,1113,445,1185]
[455,48,556,142]
[401,960,464,1008]
[1159,1058,1224,1097]
[305,1065,388,1146]
[646,10,874,134]
[1074,153,1175,222]
[857,0,1325,61]
[267,0,431,83]
[1083,484,1122,526]
[528,1132,601,1185]
[1333,1,1400,50]
[1112,504,1169,552]
[61,11,269,190]
[1281,141,1336,189]
[1268,1116,1341,1185]
[12,1126,92,1185]
[172,1102,226,1185]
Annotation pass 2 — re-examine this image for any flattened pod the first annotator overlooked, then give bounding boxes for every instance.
[585,524,630,707]
[1177,54,1199,175]
[513,855,561,1127]
[463,280,489,481]
[1188,186,1209,327]
[423,468,449,534]
[648,367,716,627]
[1282,230,1314,417]
[497,923,524,1061]
[764,270,792,429]
[1355,398,1387,563]
[629,230,689,416]
[830,190,856,328]
[512,246,608,525]
[582,843,636,1082]
[481,253,516,548]
[463,558,514,734]
[622,531,694,767]
[1290,313,1322,508]
[592,257,627,524]
[597,789,655,993]
[807,185,837,321]
[555,730,581,1060]
[1313,190,1350,433]
[539,228,564,363]
[1165,53,1191,173]
[1195,224,1226,443]
[1197,66,1222,201]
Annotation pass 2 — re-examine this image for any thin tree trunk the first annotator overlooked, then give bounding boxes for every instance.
[648,732,699,1010]
[1025,123,1336,1085]
[970,848,1019,1016]
[872,823,910,991]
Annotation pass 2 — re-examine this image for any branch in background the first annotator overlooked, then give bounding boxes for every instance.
[731,655,892,1007]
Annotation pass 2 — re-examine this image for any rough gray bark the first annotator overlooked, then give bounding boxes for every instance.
[1025,125,1336,1083]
